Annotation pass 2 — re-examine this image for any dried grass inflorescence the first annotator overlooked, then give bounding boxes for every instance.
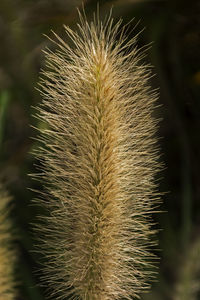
[35,9,161,300]
[0,186,16,300]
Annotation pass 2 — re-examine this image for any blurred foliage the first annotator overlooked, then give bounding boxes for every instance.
[0,0,200,299]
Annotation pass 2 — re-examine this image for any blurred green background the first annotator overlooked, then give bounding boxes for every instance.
[0,0,200,299]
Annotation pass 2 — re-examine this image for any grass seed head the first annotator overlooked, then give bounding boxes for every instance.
[0,186,16,300]
[35,9,161,300]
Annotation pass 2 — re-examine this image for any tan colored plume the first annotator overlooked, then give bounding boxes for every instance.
[34,8,161,300]
[0,186,16,300]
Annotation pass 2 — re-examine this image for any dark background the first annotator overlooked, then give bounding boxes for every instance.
[0,0,200,299]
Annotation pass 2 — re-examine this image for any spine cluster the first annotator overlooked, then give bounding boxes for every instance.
[36,11,161,300]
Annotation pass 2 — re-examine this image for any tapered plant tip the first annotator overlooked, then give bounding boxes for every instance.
[34,8,161,300]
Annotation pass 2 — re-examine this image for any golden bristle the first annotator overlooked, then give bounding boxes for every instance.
[34,9,161,300]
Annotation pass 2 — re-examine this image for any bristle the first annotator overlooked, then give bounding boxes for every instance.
[0,186,16,300]
[34,10,161,300]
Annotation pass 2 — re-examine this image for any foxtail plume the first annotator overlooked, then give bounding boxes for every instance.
[34,9,161,300]
[0,186,16,300]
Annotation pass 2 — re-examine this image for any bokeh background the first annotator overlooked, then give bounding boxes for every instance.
[0,0,200,299]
